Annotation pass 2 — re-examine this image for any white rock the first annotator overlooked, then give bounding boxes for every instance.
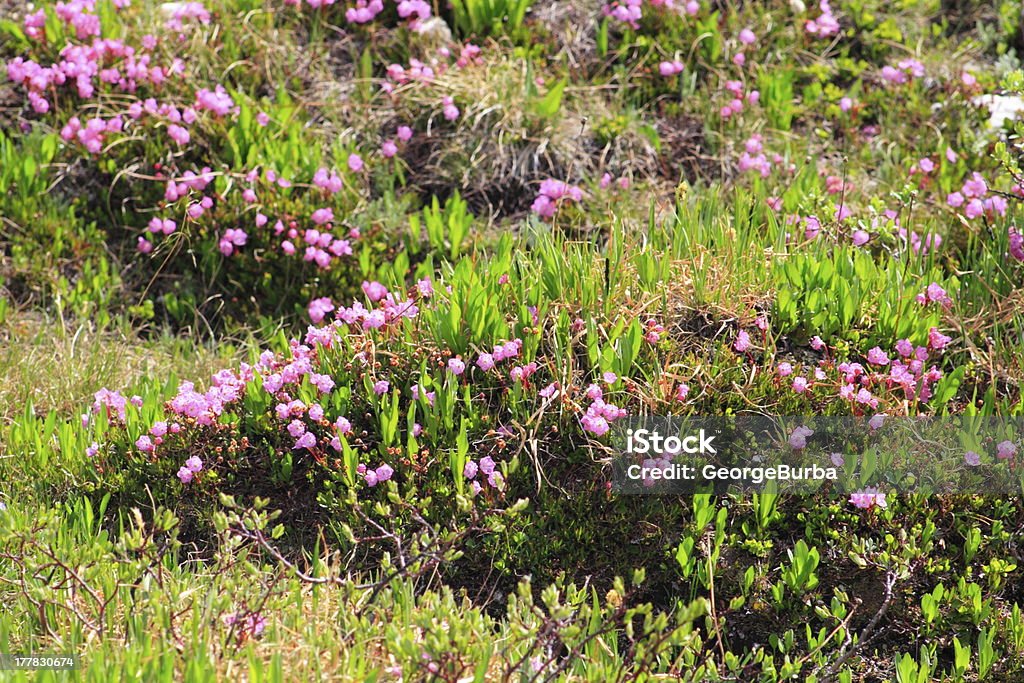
[973,94,1024,130]
[159,2,185,17]
[416,16,453,44]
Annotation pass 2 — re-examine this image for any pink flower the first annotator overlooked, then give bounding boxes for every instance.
[658,60,685,76]
[442,96,460,121]
[335,416,353,435]
[532,179,584,218]
[921,282,952,307]
[810,336,826,351]
[851,229,870,246]
[996,440,1017,459]
[219,228,247,257]
[347,153,364,172]
[311,208,334,225]
[479,456,495,476]
[1011,228,1024,262]
[582,413,609,436]
[464,460,479,479]
[739,28,756,44]
[789,426,813,449]
[849,488,887,510]
[866,347,890,366]
[373,380,390,395]
[308,297,334,323]
[167,124,190,145]
[294,432,316,450]
[928,327,951,350]
[185,456,204,472]
[962,172,988,198]
[362,280,388,302]
[792,376,809,393]
[448,358,466,375]
[397,125,413,141]
[964,450,981,466]
[375,463,394,482]
[777,362,793,377]
[733,330,752,353]
[675,383,690,401]
[476,353,495,372]
[804,215,821,240]
[964,199,984,219]
[177,466,194,484]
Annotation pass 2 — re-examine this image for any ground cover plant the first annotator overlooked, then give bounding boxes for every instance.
[4,0,1024,680]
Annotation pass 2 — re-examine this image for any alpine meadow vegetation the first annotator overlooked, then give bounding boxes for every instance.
[4,0,1024,680]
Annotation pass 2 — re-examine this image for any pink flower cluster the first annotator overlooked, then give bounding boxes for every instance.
[1010,228,1024,262]
[531,179,584,218]
[599,173,631,190]
[720,80,760,119]
[788,425,814,449]
[346,0,384,23]
[194,85,236,117]
[881,58,925,86]
[328,281,422,330]
[169,366,253,426]
[602,0,644,28]
[59,115,122,153]
[804,1,839,38]
[359,462,394,487]
[163,2,212,32]
[177,456,204,484]
[476,339,524,373]
[384,59,436,87]
[946,172,1007,220]
[849,488,887,510]
[602,0,699,28]
[658,60,685,77]
[580,383,627,436]
[90,387,130,423]
[916,282,952,308]
[738,135,779,177]
[219,228,248,256]
[7,38,182,113]
[463,456,505,494]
